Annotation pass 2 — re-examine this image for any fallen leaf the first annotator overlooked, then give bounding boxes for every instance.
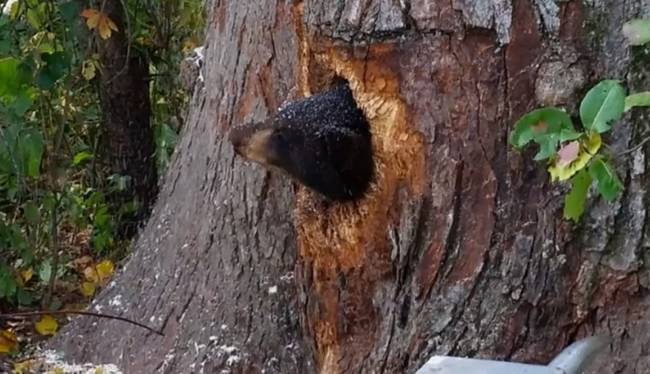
[96,260,114,283]
[12,360,34,373]
[20,268,33,283]
[0,329,18,353]
[72,255,93,271]
[83,266,98,283]
[80,281,96,297]
[35,315,58,336]
[82,59,96,80]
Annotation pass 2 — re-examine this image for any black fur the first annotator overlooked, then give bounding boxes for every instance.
[229,84,373,201]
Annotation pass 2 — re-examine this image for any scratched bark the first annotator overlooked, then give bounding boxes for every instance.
[50,1,650,373]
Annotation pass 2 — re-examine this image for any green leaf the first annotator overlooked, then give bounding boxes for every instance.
[38,261,52,283]
[36,52,70,90]
[16,288,33,305]
[0,265,17,299]
[23,201,40,225]
[94,205,110,227]
[534,133,560,161]
[0,38,12,55]
[18,128,44,178]
[108,174,131,192]
[623,19,650,46]
[72,151,93,166]
[560,128,583,142]
[0,57,30,99]
[42,193,57,212]
[26,8,43,29]
[511,108,573,147]
[624,92,650,112]
[564,169,592,222]
[510,108,577,160]
[589,158,623,202]
[19,247,34,265]
[10,92,33,116]
[0,274,17,299]
[580,80,626,133]
[155,123,178,170]
[59,1,81,23]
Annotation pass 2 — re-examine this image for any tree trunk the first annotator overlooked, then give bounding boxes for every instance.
[50,1,650,373]
[98,0,157,227]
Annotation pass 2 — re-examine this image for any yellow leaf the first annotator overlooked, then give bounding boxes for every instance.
[81,9,118,40]
[21,268,33,283]
[0,329,18,353]
[98,17,118,39]
[135,36,153,47]
[35,315,58,336]
[81,8,101,29]
[96,260,114,283]
[107,17,118,31]
[13,361,32,374]
[84,266,98,283]
[549,132,602,182]
[80,281,96,297]
[82,59,96,80]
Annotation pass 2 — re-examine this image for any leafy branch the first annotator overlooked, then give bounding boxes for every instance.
[510,80,650,222]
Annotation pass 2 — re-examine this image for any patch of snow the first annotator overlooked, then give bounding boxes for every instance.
[219,345,238,354]
[280,272,294,282]
[37,350,122,373]
[109,294,123,307]
[226,355,241,366]
[159,352,176,371]
[194,342,206,355]
[633,149,645,176]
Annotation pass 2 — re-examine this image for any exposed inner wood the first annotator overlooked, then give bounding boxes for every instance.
[293,5,426,369]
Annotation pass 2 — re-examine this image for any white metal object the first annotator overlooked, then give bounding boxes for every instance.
[416,336,610,374]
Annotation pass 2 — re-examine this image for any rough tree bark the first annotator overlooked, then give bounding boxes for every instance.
[50,0,650,373]
[98,0,157,225]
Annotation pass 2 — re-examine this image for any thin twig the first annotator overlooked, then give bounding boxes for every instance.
[616,134,650,158]
[1,310,164,336]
